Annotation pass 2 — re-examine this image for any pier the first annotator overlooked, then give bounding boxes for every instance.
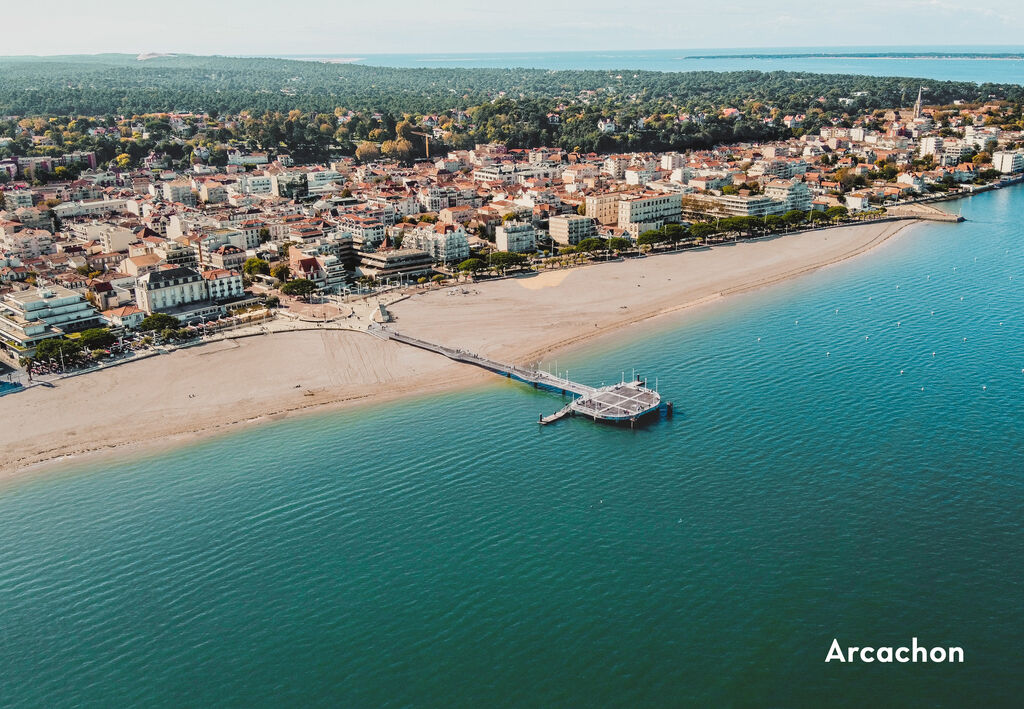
[374,325,663,425]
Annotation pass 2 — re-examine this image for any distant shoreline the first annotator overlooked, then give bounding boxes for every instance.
[682,53,1024,61]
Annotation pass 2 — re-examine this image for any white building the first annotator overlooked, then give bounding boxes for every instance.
[762,180,813,212]
[401,223,470,263]
[0,227,54,259]
[992,151,1024,174]
[495,221,537,253]
[1,189,34,209]
[624,167,656,186]
[660,153,686,170]
[200,269,245,301]
[238,174,273,195]
[339,215,386,249]
[918,136,944,157]
[161,180,196,205]
[617,193,684,236]
[227,150,270,166]
[136,267,208,314]
[306,168,344,194]
[0,285,101,361]
[548,215,597,246]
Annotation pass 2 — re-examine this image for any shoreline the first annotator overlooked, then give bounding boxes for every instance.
[0,219,920,482]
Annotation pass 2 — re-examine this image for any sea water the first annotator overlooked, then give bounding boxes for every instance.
[280,46,1024,84]
[0,188,1022,706]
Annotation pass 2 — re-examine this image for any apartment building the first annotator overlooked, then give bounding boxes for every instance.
[339,215,386,249]
[0,285,101,361]
[0,226,54,259]
[401,223,470,263]
[762,180,813,212]
[617,193,683,236]
[161,180,196,205]
[200,269,245,301]
[584,192,625,225]
[548,214,597,246]
[992,151,1024,174]
[135,267,208,314]
[495,221,537,253]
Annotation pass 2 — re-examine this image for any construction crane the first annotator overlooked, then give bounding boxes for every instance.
[409,130,432,159]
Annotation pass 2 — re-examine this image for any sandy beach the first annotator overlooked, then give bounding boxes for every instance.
[0,219,916,478]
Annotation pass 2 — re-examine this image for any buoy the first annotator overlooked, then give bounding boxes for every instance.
[826,352,830,356]
[900,370,904,375]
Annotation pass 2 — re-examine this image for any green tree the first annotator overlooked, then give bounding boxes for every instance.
[663,223,686,242]
[270,264,291,281]
[33,337,82,363]
[607,237,632,251]
[825,206,849,221]
[636,230,665,247]
[78,327,116,350]
[355,141,380,163]
[783,210,807,226]
[689,222,718,239]
[577,237,605,254]
[458,258,486,274]
[243,257,271,276]
[488,251,528,274]
[139,313,179,331]
[280,278,317,299]
[381,138,414,162]
[258,227,271,243]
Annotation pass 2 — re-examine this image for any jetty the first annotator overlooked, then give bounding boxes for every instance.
[373,325,664,425]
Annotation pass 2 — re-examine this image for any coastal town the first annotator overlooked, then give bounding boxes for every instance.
[2,90,1023,394]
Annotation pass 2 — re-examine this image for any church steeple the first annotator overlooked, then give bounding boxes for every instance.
[913,86,924,120]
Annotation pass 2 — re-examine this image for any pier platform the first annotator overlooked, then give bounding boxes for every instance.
[375,325,662,425]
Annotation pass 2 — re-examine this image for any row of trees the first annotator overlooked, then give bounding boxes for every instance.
[5,55,1024,169]
[4,54,1021,117]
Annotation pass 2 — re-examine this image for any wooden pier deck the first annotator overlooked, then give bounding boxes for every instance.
[377,326,596,397]
[375,325,661,425]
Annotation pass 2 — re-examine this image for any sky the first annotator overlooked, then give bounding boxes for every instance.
[4,0,1024,56]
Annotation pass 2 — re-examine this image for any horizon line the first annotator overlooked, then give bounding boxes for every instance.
[4,44,1024,60]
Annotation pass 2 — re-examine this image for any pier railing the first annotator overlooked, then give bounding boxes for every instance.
[376,326,596,396]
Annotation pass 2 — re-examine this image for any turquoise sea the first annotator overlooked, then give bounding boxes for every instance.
[1,188,1023,706]
[280,45,1024,84]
